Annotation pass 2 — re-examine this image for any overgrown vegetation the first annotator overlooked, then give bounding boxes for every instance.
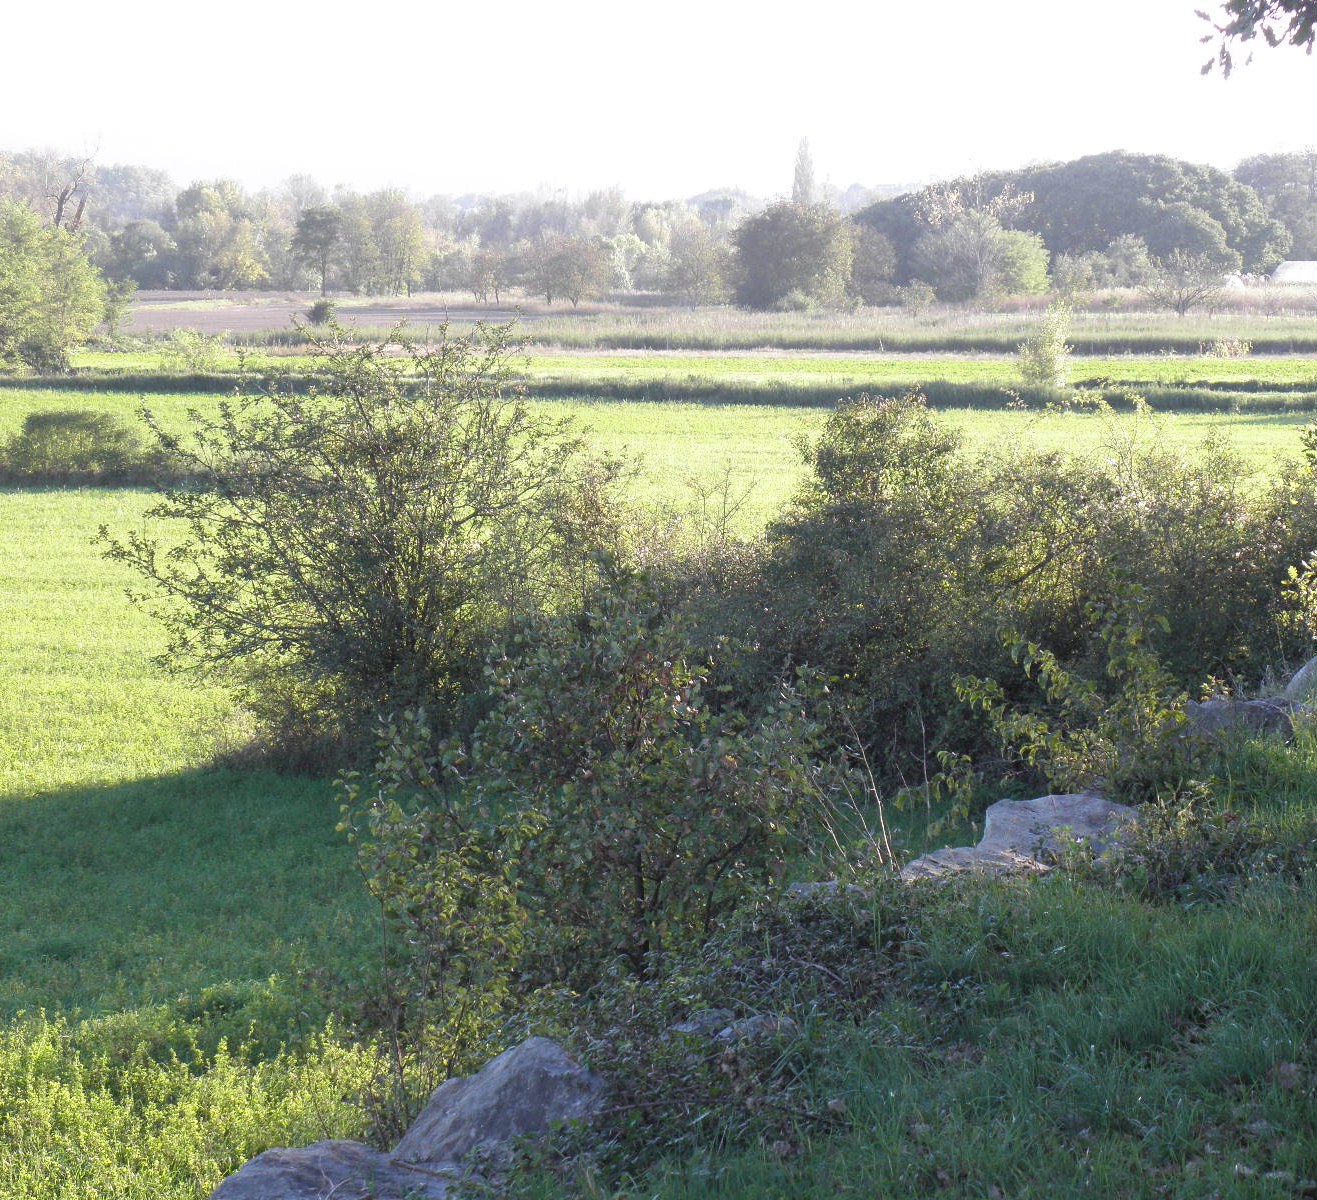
[10,301,1317,1197]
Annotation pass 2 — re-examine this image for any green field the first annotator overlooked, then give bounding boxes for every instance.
[0,387,1309,530]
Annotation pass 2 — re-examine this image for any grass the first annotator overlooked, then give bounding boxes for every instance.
[0,390,1309,533]
[0,487,382,1197]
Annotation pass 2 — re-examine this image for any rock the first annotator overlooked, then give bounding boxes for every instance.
[668,1008,736,1037]
[978,793,1136,859]
[209,1139,456,1200]
[1184,698,1295,739]
[1285,655,1317,703]
[208,1037,607,1200]
[715,1013,800,1042]
[900,846,1052,881]
[900,792,1137,882]
[393,1036,608,1166]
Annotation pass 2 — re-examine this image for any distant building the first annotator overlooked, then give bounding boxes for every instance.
[1270,261,1317,285]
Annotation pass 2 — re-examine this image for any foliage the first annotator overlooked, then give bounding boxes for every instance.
[157,326,226,372]
[913,211,1049,303]
[1079,785,1317,903]
[733,201,853,310]
[956,587,1198,801]
[336,716,525,1142]
[100,322,622,761]
[290,205,344,295]
[1017,301,1072,387]
[1201,0,1317,73]
[0,409,162,484]
[1141,250,1232,315]
[0,198,106,371]
[461,581,829,980]
[304,297,337,326]
[859,151,1289,278]
[342,579,828,987]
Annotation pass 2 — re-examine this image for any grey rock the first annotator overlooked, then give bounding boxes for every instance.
[1184,698,1295,739]
[1285,656,1317,703]
[900,792,1137,882]
[715,1013,800,1042]
[668,1008,736,1037]
[978,793,1137,859]
[393,1036,607,1166]
[900,846,1052,881]
[208,1139,456,1200]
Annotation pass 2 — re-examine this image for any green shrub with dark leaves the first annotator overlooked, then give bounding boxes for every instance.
[464,580,829,981]
[0,409,161,484]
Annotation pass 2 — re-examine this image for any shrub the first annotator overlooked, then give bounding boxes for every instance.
[157,327,226,372]
[956,586,1199,802]
[0,409,158,484]
[343,577,830,989]
[1017,301,1072,387]
[101,322,624,762]
[305,298,336,326]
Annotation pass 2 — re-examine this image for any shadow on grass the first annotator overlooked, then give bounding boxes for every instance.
[0,766,374,1032]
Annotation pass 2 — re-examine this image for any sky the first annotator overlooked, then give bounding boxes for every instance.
[2,0,1313,203]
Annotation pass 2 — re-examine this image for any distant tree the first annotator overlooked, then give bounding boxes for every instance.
[1236,151,1317,258]
[172,180,270,289]
[733,201,852,309]
[525,233,612,306]
[106,219,177,288]
[792,139,816,206]
[368,190,427,295]
[0,199,107,370]
[1201,0,1317,73]
[914,211,1049,302]
[859,152,1289,276]
[664,222,731,305]
[1141,251,1230,316]
[1140,200,1242,268]
[848,226,898,304]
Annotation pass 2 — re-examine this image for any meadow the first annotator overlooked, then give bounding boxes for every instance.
[2,296,1317,1197]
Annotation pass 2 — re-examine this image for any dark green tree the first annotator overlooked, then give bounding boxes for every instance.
[290,205,344,295]
[733,201,852,309]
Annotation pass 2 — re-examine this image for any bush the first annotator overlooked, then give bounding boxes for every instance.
[343,577,830,986]
[101,322,624,762]
[305,298,336,326]
[1018,301,1072,387]
[157,327,227,372]
[956,586,1199,802]
[0,409,160,484]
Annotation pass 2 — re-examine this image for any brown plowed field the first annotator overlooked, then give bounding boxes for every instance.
[125,291,535,335]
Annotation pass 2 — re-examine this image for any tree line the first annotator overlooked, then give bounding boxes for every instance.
[5,145,1317,369]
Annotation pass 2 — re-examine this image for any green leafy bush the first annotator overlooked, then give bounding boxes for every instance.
[956,586,1197,802]
[1017,300,1073,387]
[1080,787,1317,905]
[0,409,162,484]
[101,322,624,763]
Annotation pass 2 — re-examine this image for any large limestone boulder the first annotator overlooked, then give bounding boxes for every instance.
[208,1037,607,1200]
[1184,697,1295,739]
[1285,656,1317,704]
[901,792,1136,882]
[394,1036,608,1166]
[209,1140,454,1200]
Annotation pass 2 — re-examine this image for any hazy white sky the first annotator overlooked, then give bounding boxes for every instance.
[3,0,1313,201]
